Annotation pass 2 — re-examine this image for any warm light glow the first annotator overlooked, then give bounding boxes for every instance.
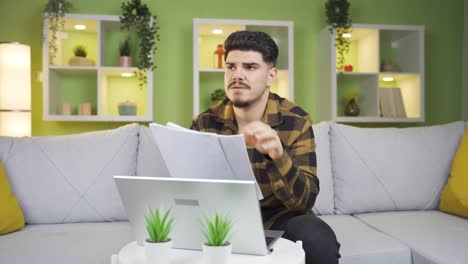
[212,29,223,35]
[0,42,31,136]
[74,24,86,30]
[383,77,394,82]
[0,112,31,137]
[342,33,351,38]
[121,72,133,77]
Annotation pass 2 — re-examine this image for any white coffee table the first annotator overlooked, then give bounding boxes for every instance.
[112,238,305,264]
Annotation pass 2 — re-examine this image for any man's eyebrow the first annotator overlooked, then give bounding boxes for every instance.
[225,62,260,66]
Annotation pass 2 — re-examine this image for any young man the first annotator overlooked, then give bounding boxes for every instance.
[191,31,340,263]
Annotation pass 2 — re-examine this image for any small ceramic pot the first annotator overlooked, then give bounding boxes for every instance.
[144,238,172,264]
[202,243,232,264]
[119,56,133,67]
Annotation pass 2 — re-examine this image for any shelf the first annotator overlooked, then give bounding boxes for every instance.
[43,13,153,122]
[318,23,424,123]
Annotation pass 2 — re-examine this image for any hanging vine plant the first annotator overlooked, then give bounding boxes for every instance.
[43,0,73,65]
[325,0,352,72]
[120,0,160,86]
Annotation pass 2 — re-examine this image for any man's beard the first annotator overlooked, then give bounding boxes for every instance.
[228,81,254,108]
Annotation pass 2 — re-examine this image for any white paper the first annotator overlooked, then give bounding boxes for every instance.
[150,122,263,200]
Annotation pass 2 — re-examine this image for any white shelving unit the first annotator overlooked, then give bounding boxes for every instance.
[317,24,425,123]
[193,18,294,116]
[42,13,153,121]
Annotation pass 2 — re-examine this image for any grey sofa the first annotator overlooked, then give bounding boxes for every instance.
[0,121,467,264]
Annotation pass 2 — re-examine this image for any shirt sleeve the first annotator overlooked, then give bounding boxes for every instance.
[265,120,319,213]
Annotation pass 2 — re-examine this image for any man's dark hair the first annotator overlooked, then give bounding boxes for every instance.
[224,31,279,66]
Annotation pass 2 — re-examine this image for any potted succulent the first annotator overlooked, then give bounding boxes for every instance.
[211,88,227,105]
[201,211,234,264]
[119,37,132,67]
[325,0,352,72]
[144,207,174,264]
[68,45,95,66]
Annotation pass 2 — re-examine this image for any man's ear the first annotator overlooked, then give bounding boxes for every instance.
[267,67,278,87]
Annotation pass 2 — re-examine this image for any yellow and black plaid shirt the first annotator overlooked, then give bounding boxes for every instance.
[191,92,319,229]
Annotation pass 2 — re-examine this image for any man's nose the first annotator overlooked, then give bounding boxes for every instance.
[232,67,244,80]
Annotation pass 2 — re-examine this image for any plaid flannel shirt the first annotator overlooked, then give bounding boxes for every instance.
[191,92,319,229]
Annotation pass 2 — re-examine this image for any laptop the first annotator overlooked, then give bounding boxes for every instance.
[114,176,283,256]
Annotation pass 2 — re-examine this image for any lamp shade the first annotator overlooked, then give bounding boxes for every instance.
[0,42,31,136]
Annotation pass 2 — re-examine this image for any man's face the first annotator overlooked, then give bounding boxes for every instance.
[224,50,277,108]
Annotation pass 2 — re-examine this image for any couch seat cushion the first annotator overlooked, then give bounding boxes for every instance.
[0,222,133,264]
[319,215,411,264]
[355,211,468,264]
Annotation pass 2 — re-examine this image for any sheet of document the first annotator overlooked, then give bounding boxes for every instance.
[150,122,263,200]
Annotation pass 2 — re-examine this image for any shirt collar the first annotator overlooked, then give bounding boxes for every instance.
[211,93,283,131]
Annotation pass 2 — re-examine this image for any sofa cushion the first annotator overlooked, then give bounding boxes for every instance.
[355,211,468,264]
[439,129,468,218]
[0,161,25,235]
[330,121,464,214]
[0,222,133,264]
[311,122,334,215]
[136,125,171,178]
[0,124,139,224]
[318,215,411,264]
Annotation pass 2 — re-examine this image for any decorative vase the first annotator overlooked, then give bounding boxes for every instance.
[144,238,172,264]
[118,100,137,115]
[344,98,360,116]
[119,56,132,67]
[202,243,232,264]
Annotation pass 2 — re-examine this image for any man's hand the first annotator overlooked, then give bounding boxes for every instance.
[242,121,283,160]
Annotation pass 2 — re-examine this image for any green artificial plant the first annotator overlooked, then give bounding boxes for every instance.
[73,45,87,57]
[43,0,73,64]
[145,207,174,243]
[119,37,131,57]
[201,211,233,246]
[120,0,160,86]
[325,0,352,72]
[211,88,227,102]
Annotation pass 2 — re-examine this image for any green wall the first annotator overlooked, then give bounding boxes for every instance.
[0,0,464,135]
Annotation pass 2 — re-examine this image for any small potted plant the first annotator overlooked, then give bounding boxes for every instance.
[68,45,95,66]
[211,88,227,105]
[144,207,174,264]
[201,211,234,264]
[119,37,132,67]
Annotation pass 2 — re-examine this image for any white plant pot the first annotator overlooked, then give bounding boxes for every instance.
[144,238,172,264]
[202,243,232,264]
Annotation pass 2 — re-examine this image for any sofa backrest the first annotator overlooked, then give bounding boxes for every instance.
[0,123,139,224]
[137,123,336,216]
[330,121,465,214]
[136,125,171,178]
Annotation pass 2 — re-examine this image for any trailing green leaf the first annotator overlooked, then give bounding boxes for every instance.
[325,0,352,72]
[43,0,73,64]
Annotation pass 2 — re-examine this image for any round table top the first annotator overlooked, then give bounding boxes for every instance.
[116,238,305,264]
